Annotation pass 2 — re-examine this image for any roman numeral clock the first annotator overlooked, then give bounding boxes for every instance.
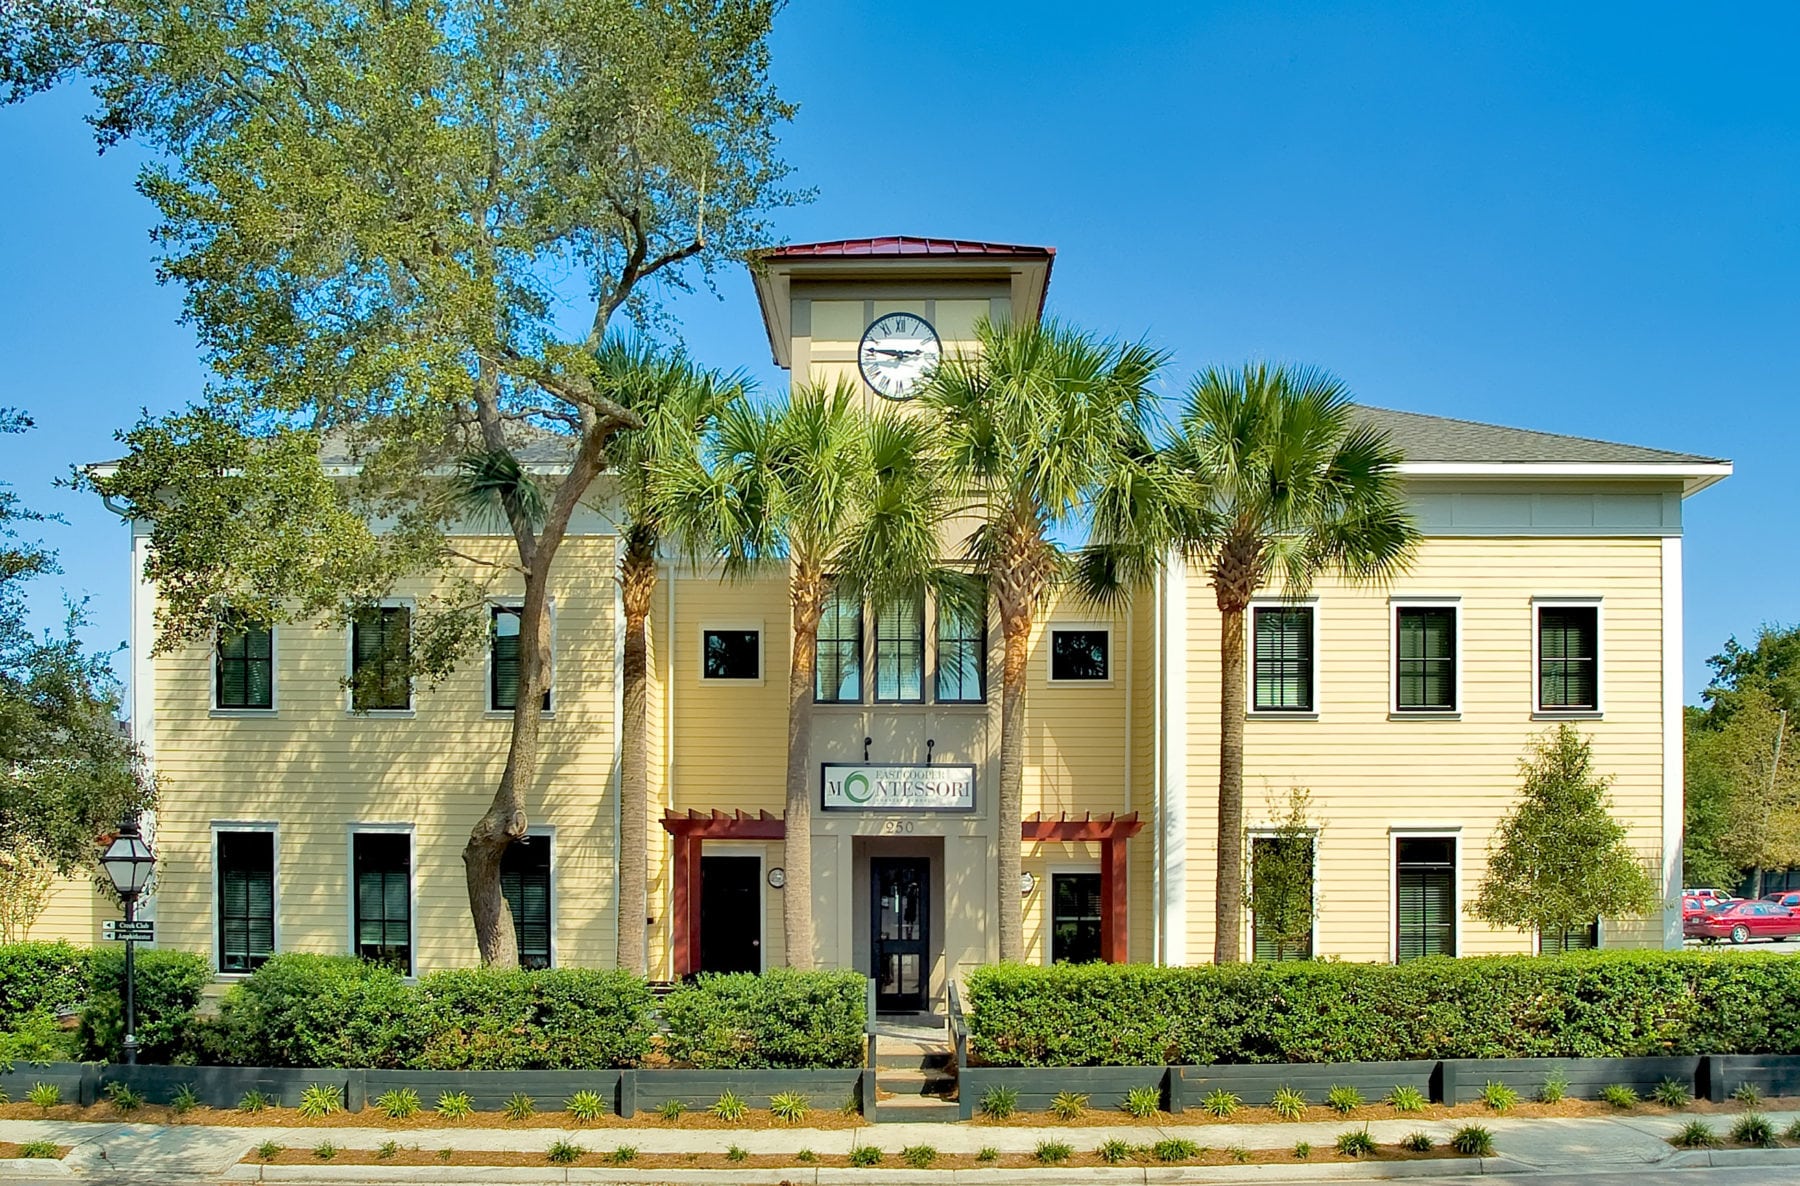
[857,312,942,400]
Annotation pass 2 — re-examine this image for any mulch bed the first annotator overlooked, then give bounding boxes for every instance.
[0,1142,68,1160]
[972,1096,1800,1127]
[0,1101,862,1130]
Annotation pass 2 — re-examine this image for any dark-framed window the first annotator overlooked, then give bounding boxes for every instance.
[1396,836,1456,961]
[1539,921,1598,954]
[874,587,925,703]
[490,606,551,712]
[1050,872,1102,964]
[215,613,274,710]
[1251,834,1315,961]
[352,831,412,973]
[1050,629,1109,681]
[702,628,761,680]
[815,584,862,703]
[501,835,552,970]
[935,582,987,703]
[1395,606,1456,712]
[1252,606,1314,713]
[1538,605,1599,711]
[351,606,412,711]
[217,830,274,973]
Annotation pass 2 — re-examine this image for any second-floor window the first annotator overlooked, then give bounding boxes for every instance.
[215,613,274,710]
[935,582,986,703]
[1394,605,1457,713]
[1538,604,1599,712]
[490,606,551,712]
[815,585,862,703]
[1252,606,1314,713]
[351,606,412,712]
[1050,629,1110,681]
[702,628,761,680]
[873,587,925,703]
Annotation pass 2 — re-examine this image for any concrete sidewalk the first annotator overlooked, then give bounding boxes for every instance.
[0,1108,1795,1181]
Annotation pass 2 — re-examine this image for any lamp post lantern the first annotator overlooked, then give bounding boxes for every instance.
[99,817,156,1065]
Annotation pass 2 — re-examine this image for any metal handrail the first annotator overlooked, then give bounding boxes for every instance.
[946,979,969,1070]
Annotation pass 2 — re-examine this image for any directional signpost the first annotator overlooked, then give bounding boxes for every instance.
[103,919,155,942]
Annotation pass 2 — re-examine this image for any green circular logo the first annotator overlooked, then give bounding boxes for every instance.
[843,772,872,805]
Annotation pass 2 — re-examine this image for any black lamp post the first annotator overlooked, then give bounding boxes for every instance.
[99,817,156,1065]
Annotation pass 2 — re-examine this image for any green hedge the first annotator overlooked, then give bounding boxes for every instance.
[79,947,211,1063]
[658,969,866,1069]
[218,955,424,1069]
[0,942,90,1029]
[965,952,1800,1067]
[413,967,654,1069]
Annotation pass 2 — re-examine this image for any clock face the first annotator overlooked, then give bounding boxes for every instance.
[857,312,942,400]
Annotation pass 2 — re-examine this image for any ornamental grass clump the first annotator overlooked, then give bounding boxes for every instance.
[1153,1138,1201,1162]
[297,1083,342,1118]
[1049,1090,1088,1119]
[901,1144,937,1169]
[1326,1084,1365,1114]
[237,1089,270,1114]
[169,1083,201,1115]
[374,1088,421,1119]
[1450,1125,1495,1157]
[1479,1081,1519,1113]
[725,1145,748,1163]
[435,1090,474,1120]
[609,1146,638,1164]
[544,1141,584,1165]
[1122,1085,1161,1117]
[1600,1084,1639,1110]
[26,1083,59,1111]
[709,1089,747,1122]
[1731,1113,1775,1148]
[979,1084,1018,1118]
[1097,1138,1131,1163]
[1538,1070,1570,1104]
[104,1082,143,1113]
[1733,1082,1764,1108]
[254,1141,281,1162]
[1335,1127,1377,1158]
[502,1092,535,1121]
[1672,1121,1721,1149]
[18,1141,60,1160]
[1401,1131,1435,1152]
[312,1141,338,1161]
[1651,1078,1692,1108]
[654,1099,684,1121]
[1201,1087,1242,1117]
[768,1091,809,1123]
[1386,1084,1427,1112]
[848,1144,883,1167]
[1270,1086,1308,1120]
[564,1090,607,1123]
[976,1146,999,1162]
[1035,1140,1073,1165]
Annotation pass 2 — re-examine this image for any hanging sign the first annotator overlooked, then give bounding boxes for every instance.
[821,763,976,812]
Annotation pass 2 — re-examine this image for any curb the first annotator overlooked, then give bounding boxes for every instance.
[0,1160,71,1178]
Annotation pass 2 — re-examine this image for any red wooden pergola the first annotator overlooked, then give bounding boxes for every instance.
[660,807,1146,975]
[1022,812,1145,964]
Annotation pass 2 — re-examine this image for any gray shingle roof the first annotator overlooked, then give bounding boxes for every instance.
[1353,406,1725,466]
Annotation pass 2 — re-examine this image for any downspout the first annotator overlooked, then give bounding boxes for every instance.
[1151,564,1163,964]
[664,561,678,980]
[610,534,625,969]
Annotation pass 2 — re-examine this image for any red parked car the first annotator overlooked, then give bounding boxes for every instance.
[1762,891,1800,910]
[1685,899,1800,944]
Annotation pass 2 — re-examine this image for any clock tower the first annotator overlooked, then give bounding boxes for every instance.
[749,236,1055,404]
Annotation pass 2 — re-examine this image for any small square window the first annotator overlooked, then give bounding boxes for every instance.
[703,629,761,680]
[1050,629,1109,681]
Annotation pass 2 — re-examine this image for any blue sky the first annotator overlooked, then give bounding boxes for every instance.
[0,1,1793,701]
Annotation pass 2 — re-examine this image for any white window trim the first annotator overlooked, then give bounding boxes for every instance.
[698,621,766,686]
[1389,827,1462,963]
[931,586,989,707]
[1532,596,1604,718]
[210,821,279,978]
[345,598,417,717]
[1244,825,1321,959]
[1046,622,1115,685]
[1042,862,1103,966]
[1389,597,1462,718]
[347,823,417,977]
[210,618,279,717]
[700,843,767,974]
[1246,597,1321,719]
[513,825,558,969]
[485,598,557,718]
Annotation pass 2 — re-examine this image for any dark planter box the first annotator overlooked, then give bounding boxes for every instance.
[363,1069,622,1115]
[0,1061,95,1107]
[1179,1060,1438,1108]
[1440,1056,1702,1104]
[101,1064,361,1111]
[622,1068,864,1119]
[1703,1055,1800,1103]
[956,1065,1172,1120]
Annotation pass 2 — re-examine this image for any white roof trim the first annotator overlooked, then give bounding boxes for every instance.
[1397,460,1732,496]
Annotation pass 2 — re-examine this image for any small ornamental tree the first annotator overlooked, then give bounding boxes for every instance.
[1473,723,1659,948]
[1244,787,1318,961]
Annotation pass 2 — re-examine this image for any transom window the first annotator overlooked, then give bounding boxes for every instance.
[217,830,275,972]
[501,835,552,970]
[1252,606,1314,713]
[352,831,412,973]
[815,585,863,704]
[873,588,925,703]
[1050,629,1110,682]
[935,581,986,704]
[1050,872,1102,964]
[350,606,412,712]
[702,628,761,680]
[1394,605,1457,712]
[490,606,551,712]
[1395,836,1456,961]
[1537,604,1599,712]
[215,612,274,710]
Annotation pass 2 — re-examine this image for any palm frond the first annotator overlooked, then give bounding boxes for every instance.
[451,449,547,531]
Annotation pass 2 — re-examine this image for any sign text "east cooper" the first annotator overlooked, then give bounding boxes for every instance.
[821,763,976,812]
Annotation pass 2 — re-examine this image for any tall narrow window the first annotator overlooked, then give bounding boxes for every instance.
[351,606,412,711]
[1538,605,1599,711]
[352,831,412,972]
[874,587,925,703]
[1395,837,1456,961]
[490,607,551,712]
[1395,606,1456,712]
[815,584,862,703]
[215,613,274,710]
[501,835,552,969]
[1251,834,1316,961]
[217,831,275,972]
[1252,606,1314,713]
[1050,872,1102,964]
[935,582,986,703]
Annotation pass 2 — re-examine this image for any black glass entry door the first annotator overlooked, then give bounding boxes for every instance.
[871,858,929,1012]
[700,856,761,973]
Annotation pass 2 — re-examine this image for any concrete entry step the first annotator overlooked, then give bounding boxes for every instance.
[872,1094,961,1123]
[875,1047,954,1072]
[877,1067,957,1097]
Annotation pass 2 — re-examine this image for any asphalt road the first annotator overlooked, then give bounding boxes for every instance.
[24,1171,1800,1186]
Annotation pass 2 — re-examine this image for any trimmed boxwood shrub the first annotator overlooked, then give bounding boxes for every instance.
[219,955,422,1069]
[659,969,866,1069]
[965,951,1800,1067]
[79,946,211,1063]
[0,942,90,1028]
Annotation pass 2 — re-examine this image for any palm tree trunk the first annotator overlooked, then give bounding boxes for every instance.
[615,530,656,975]
[996,585,1030,963]
[783,566,827,970]
[1214,597,1248,963]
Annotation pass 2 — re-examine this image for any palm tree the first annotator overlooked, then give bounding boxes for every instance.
[1165,364,1418,963]
[594,339,745,977]
[660,380,944,967]
[919,318,1169,963]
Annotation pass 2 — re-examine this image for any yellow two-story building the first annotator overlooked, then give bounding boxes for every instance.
[41,237,1730,1013]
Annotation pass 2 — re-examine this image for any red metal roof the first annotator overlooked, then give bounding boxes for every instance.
[762,235,1054,260]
